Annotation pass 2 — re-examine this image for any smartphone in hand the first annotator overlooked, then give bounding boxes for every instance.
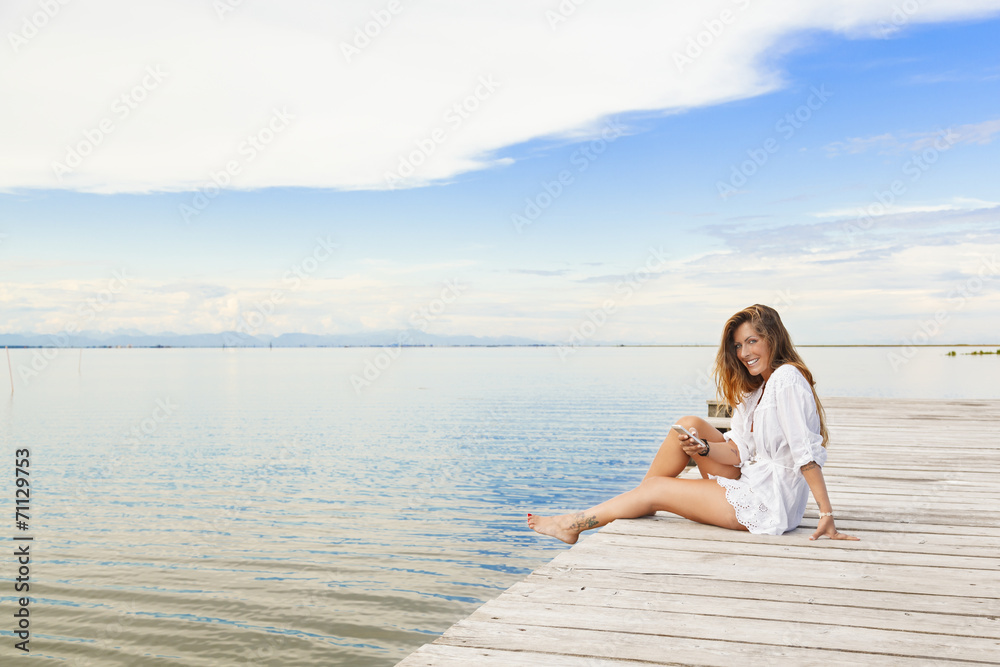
[671,424,706,449]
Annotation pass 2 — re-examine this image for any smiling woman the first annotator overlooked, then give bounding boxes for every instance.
[528,303,859,543]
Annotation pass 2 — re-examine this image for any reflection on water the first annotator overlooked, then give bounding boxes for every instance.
[0,346,994,665]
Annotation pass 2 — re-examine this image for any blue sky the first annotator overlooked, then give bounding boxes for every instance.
[1,1,999,344]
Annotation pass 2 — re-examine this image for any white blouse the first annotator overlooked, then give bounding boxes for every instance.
[712,364,827,535]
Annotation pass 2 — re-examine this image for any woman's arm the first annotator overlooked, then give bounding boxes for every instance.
[800,462,859,541]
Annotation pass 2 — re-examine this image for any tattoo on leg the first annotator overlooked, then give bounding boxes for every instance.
[568,512,599,532]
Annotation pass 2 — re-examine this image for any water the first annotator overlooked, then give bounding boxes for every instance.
[1,345,996,665]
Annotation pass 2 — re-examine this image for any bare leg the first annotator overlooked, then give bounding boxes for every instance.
[644,416,740,480]
[528,476,745,544]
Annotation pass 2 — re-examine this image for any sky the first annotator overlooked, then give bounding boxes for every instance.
[1,0,999,345]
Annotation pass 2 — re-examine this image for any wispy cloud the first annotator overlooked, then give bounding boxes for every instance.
[810,197,1000,219]
[706,201,1000,261]
[508,268,568,277]
[904,67,1000,84]
[823,118,1000,156]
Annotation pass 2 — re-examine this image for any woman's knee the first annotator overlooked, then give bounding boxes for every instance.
[675,415,700,431]
[637,477,659,493]
[677,415,719,437]
[636,477,668,503]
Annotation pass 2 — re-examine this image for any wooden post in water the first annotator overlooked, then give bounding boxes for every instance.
[6,346,12,395]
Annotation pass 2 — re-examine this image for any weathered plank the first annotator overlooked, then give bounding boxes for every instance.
[589,531,1000,568]
[518,568,1000,617]
[501,582,1000,638]
[457,598,1000,662]
[600,517,1000,556]
[404,621,997,666]
[533,545,1000,599]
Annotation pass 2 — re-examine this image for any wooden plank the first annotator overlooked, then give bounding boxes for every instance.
[458,598,1000,663]
[635,497,1000,537]
[397,644,640,666]
[534,547,1000,600]
[601,517,1000,555]
[405,622,984,667]
[518,569,1000,617]
[495,582,1000,639]
[593,526,1000,563]
[588,533,1000,575]
[795,517,1000,538]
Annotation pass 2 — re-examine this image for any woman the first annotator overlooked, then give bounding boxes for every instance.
[528,304,858,543]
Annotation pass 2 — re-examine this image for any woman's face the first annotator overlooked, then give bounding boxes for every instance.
[733,321,773,381]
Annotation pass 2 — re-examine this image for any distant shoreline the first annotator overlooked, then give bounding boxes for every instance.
[2,343,998,349]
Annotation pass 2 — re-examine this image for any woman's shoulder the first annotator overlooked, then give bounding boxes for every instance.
[769,363,812,389]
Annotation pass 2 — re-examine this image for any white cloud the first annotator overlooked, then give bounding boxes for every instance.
[809,197,1000,220]
[810,197,1000,219]
[4,0,1000,194]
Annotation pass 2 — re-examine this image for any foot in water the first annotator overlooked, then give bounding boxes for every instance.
[526,512,599,544]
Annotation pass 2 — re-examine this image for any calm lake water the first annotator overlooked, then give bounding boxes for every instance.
[1,345,996,665]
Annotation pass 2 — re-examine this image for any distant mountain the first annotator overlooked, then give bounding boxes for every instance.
[0,329,553,348]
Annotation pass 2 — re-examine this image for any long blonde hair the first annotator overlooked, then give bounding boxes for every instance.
[712,304,828,447]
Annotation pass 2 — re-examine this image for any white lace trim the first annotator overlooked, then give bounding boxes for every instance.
[754,364,808,412]
[768,363,806,389]
[710,474,771,533]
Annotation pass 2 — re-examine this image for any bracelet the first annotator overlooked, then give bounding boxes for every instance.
[697,441,710,457]
[818,512,834,518]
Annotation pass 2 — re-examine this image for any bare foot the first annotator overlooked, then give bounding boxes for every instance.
[526,512,598,545]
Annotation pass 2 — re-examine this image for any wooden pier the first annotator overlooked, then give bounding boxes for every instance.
[397,397,1000,665]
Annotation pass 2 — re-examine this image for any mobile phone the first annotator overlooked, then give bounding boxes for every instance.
[671,424,706,448]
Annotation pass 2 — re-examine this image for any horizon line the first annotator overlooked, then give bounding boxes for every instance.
[3,343,998,349]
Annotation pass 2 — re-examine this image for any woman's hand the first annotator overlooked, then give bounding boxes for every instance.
[809,515,859,541]
[678,429,708,457]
